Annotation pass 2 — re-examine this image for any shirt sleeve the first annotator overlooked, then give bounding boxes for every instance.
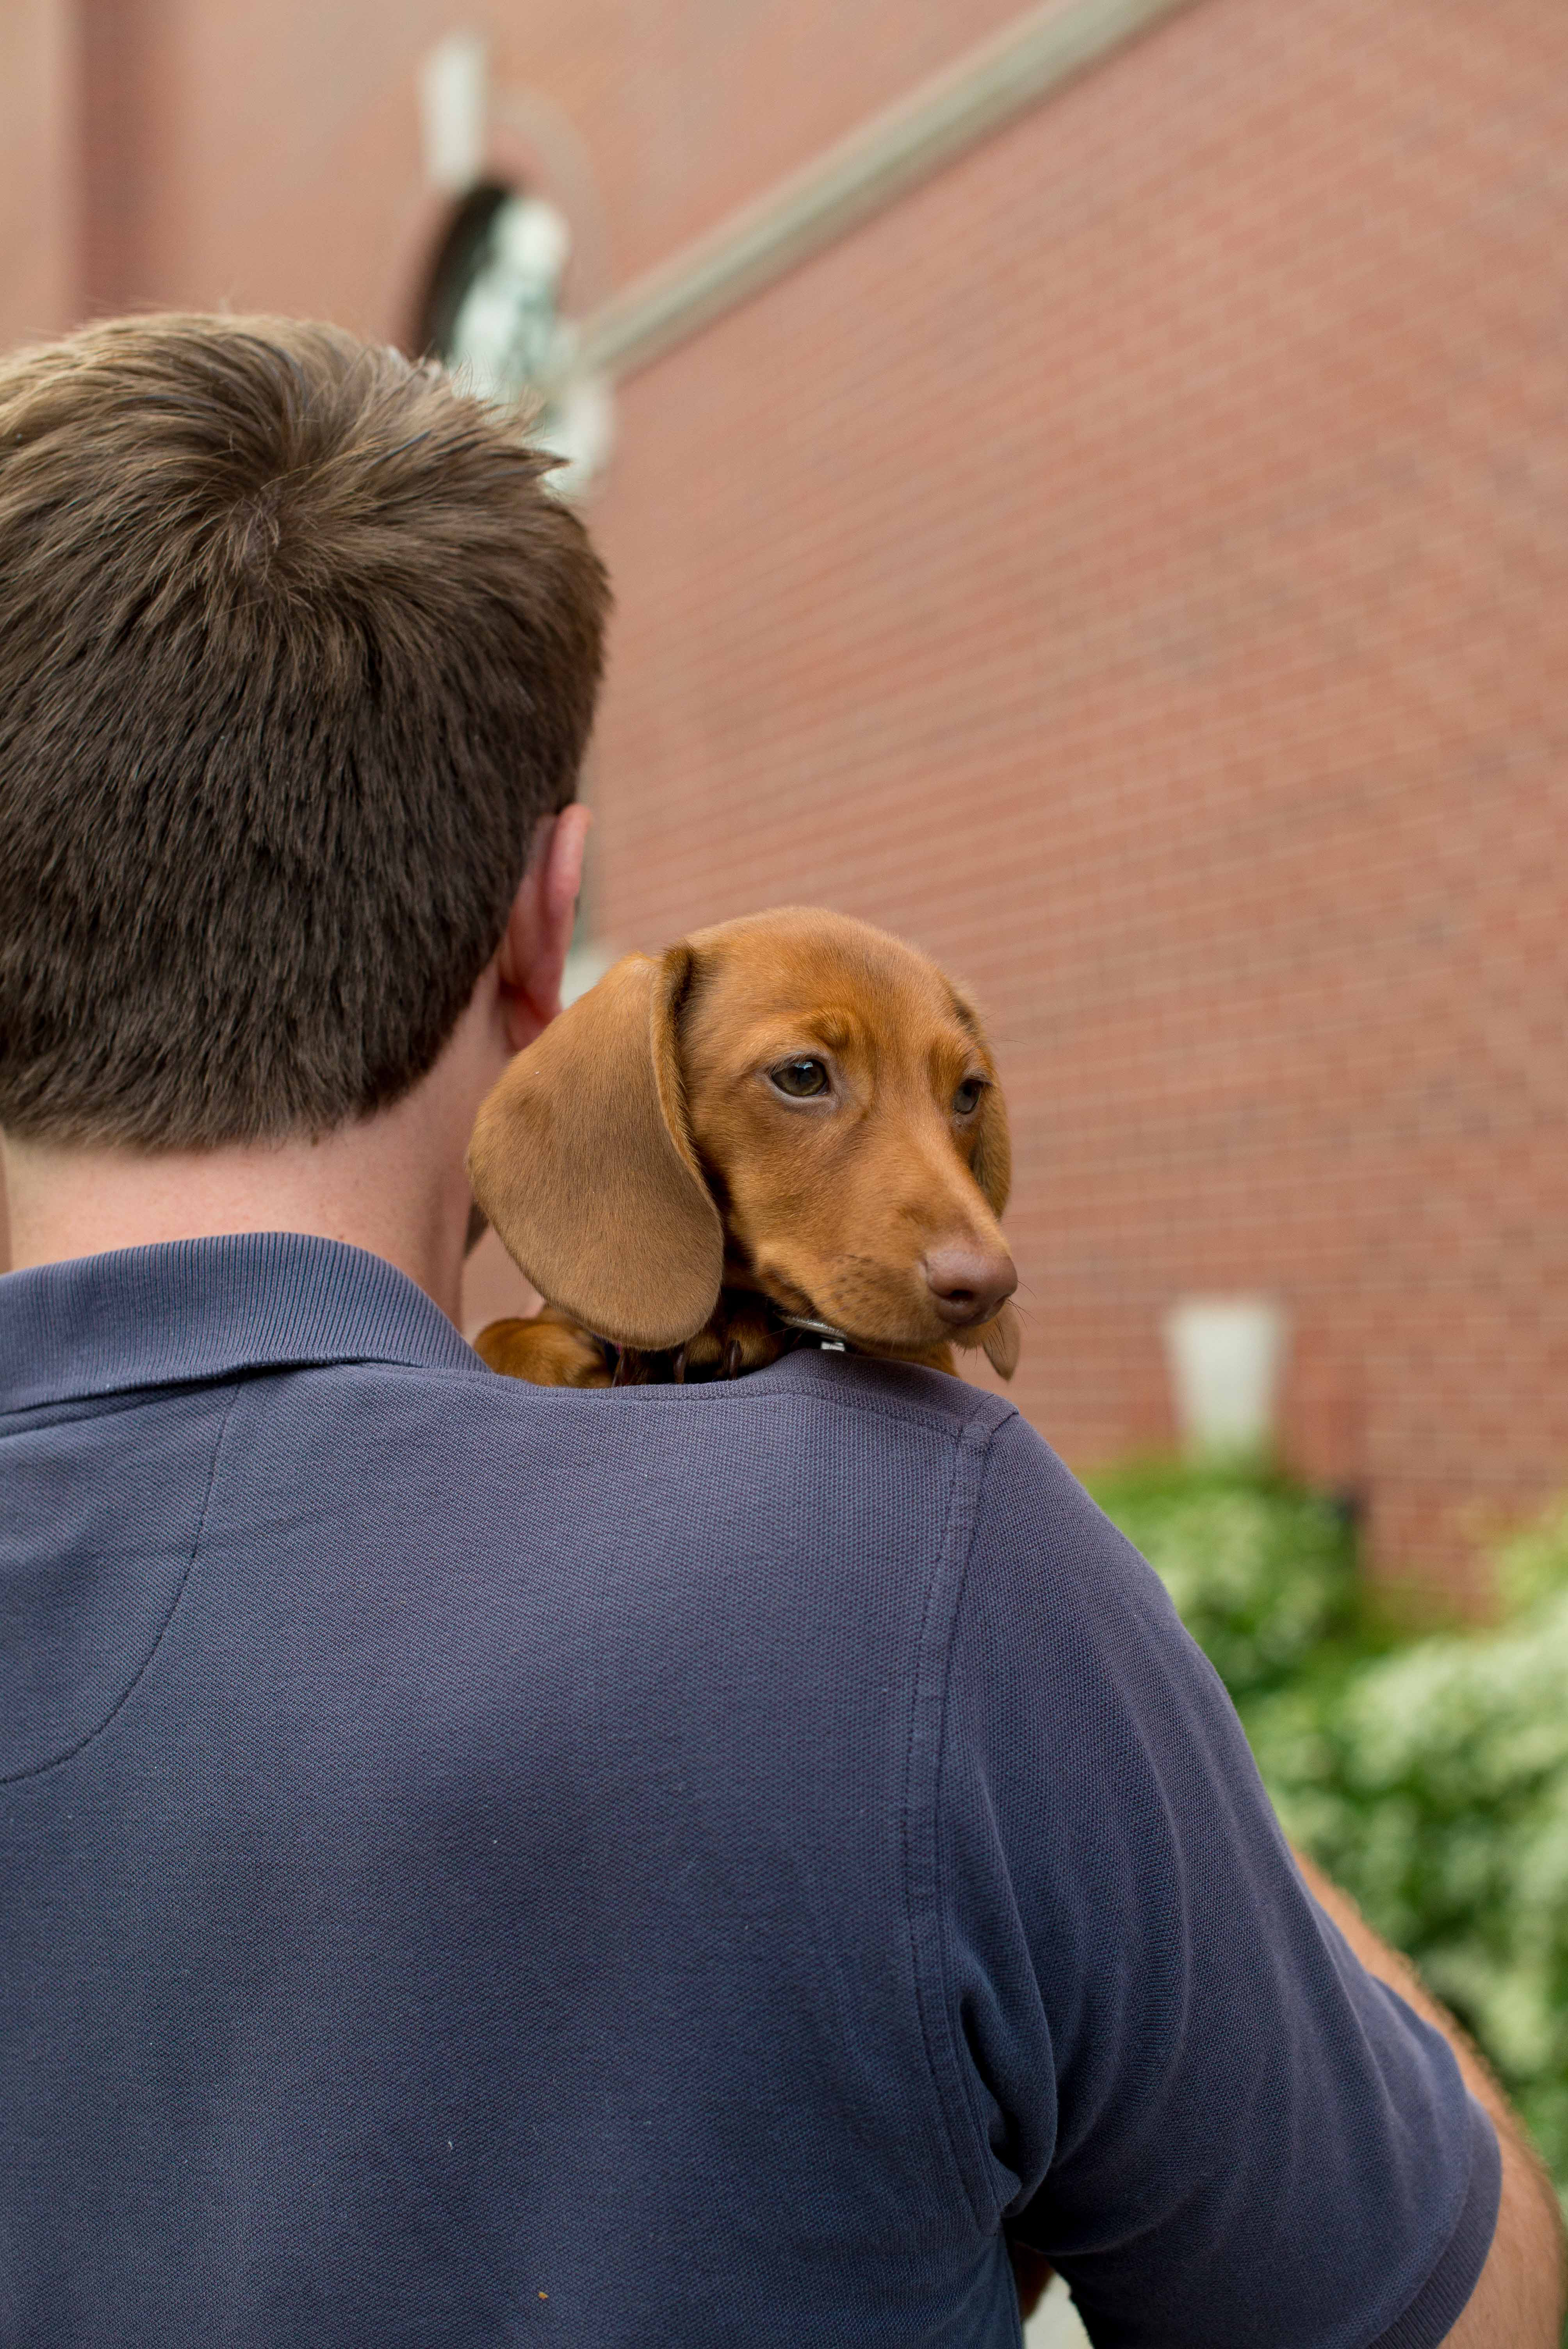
[929,1410,1499,2349]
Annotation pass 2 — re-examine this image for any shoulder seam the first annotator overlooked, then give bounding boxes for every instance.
[899,1407,1007,2234]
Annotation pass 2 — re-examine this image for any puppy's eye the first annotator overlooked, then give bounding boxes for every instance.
[771,1058,829,1099]
[953,1077,987,1116]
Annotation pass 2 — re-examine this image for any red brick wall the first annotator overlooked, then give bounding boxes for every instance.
[6,0,1567,1599]
[0,1,78,352]
[585,0,1568,1600]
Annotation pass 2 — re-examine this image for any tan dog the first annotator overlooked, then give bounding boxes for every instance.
[467,907,1019,1388]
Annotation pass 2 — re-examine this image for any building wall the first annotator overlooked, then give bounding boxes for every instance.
[590,0,1568,1599]
[5,0,1568,1598]
[0,0,80,351]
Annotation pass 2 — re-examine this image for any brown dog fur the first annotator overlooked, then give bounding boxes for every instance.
[467,907,1019,1389]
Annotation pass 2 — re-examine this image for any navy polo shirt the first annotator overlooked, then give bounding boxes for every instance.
[1,1234,1496,2346]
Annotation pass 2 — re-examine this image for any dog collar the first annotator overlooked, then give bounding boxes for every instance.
[777,1312,851,1349]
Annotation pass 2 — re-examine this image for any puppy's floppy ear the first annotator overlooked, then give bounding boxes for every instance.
[949,982,1012,1220]
[949,977,1018,1379]
[467,945,724,1350]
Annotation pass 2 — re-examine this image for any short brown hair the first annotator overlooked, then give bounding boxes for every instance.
[0,312,609,1147]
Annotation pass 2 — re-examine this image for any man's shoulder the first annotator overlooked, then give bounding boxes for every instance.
[203,1349,1039,1767]
[205,1346,1044,1643]
[239,1340,1016,1450]
[226,1334,1023,1513]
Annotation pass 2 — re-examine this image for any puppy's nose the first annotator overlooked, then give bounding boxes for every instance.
[923,1244,1017,1328]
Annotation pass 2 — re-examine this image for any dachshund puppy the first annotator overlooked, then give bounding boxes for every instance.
[466,906,1019,1388]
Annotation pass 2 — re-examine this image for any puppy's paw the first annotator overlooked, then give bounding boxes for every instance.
[677,1295,793,1381]
[474,1308,613,1388]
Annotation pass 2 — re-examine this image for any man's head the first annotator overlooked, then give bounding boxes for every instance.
[0,312,609,1151]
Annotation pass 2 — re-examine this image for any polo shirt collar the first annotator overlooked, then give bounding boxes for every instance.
[0,1231,479,1413]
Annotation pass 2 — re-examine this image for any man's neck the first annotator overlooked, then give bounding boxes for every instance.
[2,1046,492,1327]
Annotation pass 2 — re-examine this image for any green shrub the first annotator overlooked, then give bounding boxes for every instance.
[1089,1462,1568,2196]
[1087,1455,1368,1699]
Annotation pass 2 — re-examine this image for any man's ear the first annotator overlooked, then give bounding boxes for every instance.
[467,944,724,1350]
[498,805,593,1053]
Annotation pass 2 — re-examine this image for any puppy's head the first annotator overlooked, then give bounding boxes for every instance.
[467,907,1018,1374]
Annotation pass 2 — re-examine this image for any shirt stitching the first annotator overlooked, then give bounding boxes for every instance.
[899,1409,1003,2235]
[927,1420,1020,2228]
[0,1388,241,1786]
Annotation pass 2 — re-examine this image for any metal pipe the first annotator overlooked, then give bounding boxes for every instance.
[575,0,1204,383]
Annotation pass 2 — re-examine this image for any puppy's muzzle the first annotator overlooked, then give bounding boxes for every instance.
[922,1244,1017,1330]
